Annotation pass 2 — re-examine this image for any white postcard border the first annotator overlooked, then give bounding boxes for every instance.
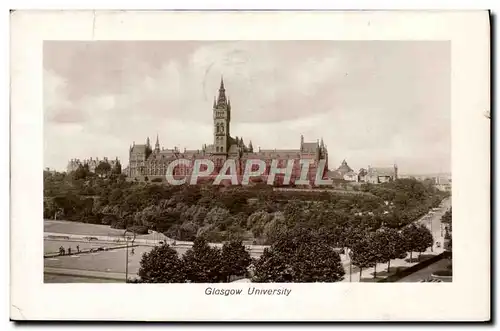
[10,10,490,321]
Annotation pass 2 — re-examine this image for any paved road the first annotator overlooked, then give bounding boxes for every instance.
[342,196,452,282]
[417,197,451,252]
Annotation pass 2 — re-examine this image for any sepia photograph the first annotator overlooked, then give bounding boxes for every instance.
[43,40,452,284]
[10,10,490,321]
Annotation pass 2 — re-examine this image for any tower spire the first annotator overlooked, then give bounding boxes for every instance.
[217,75,227,107]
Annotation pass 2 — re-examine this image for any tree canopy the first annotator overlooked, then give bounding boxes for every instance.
[44,169,448,246]
[137,244,186,283]
[252,229,345,282]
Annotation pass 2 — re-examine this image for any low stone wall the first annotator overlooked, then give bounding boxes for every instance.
[377,252,450,283]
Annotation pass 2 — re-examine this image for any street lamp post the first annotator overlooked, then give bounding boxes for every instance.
[123,229,137,283]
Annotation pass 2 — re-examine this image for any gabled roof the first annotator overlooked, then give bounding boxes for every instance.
[336,159,353,174]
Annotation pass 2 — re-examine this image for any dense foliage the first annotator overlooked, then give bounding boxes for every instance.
[252,229,345,282]
[442,208,452,251]
[136,238,251,283]
[137,244,187,283]
[44,169,448,244]
[401,224,434,261]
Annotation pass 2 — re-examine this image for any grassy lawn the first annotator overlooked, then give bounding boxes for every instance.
[44,220,129,236]
[44,220,169,241]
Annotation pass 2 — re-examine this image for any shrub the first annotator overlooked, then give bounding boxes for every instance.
[111,220,126,229]
[127,225,149,235]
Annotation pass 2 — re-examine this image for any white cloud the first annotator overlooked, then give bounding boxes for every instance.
[43,41,450,174]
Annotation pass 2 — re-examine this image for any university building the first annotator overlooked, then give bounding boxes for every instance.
[127,78,329,185]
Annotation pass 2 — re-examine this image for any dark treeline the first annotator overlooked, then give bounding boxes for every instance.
[44,169,449,244]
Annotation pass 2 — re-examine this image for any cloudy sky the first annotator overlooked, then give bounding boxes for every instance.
[44,41,450,174]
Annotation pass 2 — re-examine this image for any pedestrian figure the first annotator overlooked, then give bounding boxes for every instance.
[59,246,64,256]
[68,247,72,255]
[131,248,135,255]
[76,245,80,253]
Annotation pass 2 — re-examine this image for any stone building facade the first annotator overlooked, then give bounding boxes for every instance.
[127,78,329,185]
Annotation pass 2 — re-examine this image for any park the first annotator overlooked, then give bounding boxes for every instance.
[44,168,452,283]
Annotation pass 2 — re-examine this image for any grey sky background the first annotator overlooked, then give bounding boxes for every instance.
[43,41,450,174]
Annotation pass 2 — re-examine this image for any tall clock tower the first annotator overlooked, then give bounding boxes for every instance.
[213,77,231,157]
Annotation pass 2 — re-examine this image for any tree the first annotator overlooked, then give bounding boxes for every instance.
[414,224,434,260]
[137,244,186,283]
[444,227,452,252]
[72,164,91,180]
[350,234,377,280]
[441,208,452,224]
[401,224,433,262]
[401,224,418,262]
[369,230,388,278]
[112,161,122,175]
[95,161,112,178]
[252,229,345,283]
[220,240,252,282]
[370,227,407,276]
[384,228,407,271]
[183,237,223,283]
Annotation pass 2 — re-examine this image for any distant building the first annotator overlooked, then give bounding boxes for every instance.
[364,165,398,184]
[67,157,121,174]
[327,160,398,184]
[358,168,368,182]
[434,176,452,192]
[328,160,355,181]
